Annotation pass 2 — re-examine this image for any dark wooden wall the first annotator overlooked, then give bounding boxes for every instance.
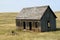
[40,7,56,32]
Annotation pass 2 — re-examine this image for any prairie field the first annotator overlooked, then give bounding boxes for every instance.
[0,12,60,40]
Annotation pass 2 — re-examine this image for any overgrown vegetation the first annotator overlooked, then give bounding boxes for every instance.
[0,12,60,40]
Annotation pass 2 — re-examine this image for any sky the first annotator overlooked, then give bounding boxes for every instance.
[0,0,60,12]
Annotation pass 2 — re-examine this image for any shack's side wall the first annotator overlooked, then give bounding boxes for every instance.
[41,7,56,32]
[46,7,56,31]
[40,10,48,32]
[50,13,56,31]
[49,9,56,31]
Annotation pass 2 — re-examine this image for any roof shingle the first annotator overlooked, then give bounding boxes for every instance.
[16,5,49,19]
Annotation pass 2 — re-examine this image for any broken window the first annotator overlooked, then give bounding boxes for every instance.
[35,22,38,28]
[16,20,20,26]
[47,21,51,31]
[47,21,50,28]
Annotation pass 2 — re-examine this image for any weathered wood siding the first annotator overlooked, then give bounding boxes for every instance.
[40,7,56,32]
[16,19,41,31]
[40,11,48,32]
[47,7,56,31]
[50,13,56,31]
[16,19,20,26]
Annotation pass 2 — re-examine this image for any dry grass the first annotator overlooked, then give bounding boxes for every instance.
[55,12,60,27]
[0,12,60,40]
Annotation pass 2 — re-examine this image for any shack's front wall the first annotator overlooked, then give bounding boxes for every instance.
[16,19,41,31]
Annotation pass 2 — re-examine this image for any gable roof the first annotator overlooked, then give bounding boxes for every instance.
[16,5,54,20]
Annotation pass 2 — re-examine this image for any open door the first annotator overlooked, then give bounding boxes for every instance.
[35,22,38,28]
[29,22,32,30]
[23,22,26,29]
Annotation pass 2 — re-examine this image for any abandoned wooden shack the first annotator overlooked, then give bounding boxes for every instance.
[16,5,57,32]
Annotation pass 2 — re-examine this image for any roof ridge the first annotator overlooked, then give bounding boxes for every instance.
[23,5,49,9]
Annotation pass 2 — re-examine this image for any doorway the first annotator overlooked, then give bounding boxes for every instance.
[23,22,26,29]
[29,22,32,30]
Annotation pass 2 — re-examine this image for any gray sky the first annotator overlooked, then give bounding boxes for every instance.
[0,0,60,12]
